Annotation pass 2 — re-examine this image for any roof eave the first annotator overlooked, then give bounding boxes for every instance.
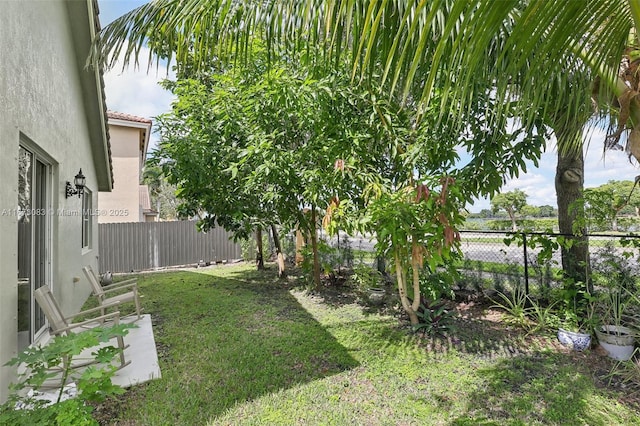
[66,0,113,191]
[108,117,153,162]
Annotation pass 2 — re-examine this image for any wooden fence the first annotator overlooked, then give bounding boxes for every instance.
[98,221,242,273]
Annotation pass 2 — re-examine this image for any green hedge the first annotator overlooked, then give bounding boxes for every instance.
[469,218,558,231]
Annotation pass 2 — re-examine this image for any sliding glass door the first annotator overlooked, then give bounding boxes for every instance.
[17,145,50,351]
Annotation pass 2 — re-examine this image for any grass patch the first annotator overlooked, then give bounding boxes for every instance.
[93,264,640,425]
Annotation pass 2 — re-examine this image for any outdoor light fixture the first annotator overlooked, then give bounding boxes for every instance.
[65,169,86,198]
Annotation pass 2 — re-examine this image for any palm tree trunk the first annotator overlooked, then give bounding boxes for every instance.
[555,143,590,289]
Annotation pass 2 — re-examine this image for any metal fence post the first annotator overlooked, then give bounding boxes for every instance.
[522,232,529,295]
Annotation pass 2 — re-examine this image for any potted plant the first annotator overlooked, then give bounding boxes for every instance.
[591,243,638,360]
[557,312,593,351]
[595,289,636,361]
[350,264,386,305]
[557,281,595,351]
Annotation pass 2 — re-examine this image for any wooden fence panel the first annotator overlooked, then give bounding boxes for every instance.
[98,221,241,273]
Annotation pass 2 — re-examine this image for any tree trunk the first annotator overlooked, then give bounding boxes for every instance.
[310,206,321,289]
[395,251,419,325]
[549,94,592,292]
[270,223,286,278]
[410,256,421,314]
[509,212,517,231]
[555,143,590,289]
[255,227,264,270]
[376,255,386,275]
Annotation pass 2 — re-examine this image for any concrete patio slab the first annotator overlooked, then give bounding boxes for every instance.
[28,313,161,403]
[112,314,161,387]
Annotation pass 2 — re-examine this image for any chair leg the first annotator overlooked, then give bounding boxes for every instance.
[117,335,127,367]
[135,296,141,319]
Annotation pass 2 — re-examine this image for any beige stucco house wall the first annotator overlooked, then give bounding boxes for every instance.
[99,112,157,223]
[0,0,112,403]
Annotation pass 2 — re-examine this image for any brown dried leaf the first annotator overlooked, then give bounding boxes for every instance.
[627,128,640,162]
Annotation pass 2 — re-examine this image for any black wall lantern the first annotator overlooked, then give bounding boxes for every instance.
[65,169,86,198]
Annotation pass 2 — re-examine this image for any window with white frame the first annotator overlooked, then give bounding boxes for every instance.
[82,188,92,248]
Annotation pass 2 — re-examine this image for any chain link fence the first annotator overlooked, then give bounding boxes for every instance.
[457,230,640,297]
[266,228,640,298]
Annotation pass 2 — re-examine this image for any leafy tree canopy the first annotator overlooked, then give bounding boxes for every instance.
[490,189,528,231]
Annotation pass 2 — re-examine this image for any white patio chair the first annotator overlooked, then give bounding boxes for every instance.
[33,285,131,386]
[83,265,142,320]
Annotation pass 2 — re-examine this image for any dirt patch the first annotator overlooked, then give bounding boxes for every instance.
[442,296,640,409]
[341,286,640,408]
[89,388,139,426]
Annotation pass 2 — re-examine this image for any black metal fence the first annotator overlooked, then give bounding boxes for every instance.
[244,228,640,298]
[457,230,640,297]
[295,229,640,297]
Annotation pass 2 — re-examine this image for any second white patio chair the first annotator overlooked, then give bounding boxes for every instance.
[83,265,142,320]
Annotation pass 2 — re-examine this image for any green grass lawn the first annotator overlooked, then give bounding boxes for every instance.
[95,264,640,425]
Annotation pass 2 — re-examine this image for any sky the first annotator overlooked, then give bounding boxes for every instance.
[97,0,640,213]
[98,0,174,142]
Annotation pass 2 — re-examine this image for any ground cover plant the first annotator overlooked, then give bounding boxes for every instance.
[0,324,135,426]
[90,263,640,425]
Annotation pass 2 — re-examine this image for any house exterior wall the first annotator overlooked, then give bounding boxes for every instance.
[98,124,142,223]
[0,0,108,403]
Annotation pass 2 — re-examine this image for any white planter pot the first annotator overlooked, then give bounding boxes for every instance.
[557,328,591,351]
[595,325,636,361]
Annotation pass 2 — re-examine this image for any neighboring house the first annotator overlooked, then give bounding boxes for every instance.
[99,111,157,223]
[0,0,112,403]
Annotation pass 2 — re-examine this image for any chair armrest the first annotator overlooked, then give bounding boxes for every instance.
[102,278,137,290]
[101,283,138,294]
[66,304,121,321]
[61,312,121,332]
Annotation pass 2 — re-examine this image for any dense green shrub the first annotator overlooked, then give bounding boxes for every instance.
[485,218,558,231]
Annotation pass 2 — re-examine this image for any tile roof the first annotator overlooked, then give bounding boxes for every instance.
[108,110,153,124]
[139,185,152,211]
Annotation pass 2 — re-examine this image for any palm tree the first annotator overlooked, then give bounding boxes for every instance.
[93,1,638,155]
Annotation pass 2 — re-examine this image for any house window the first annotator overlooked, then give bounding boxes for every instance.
[82,188,92,248]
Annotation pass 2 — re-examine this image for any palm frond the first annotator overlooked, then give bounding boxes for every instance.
[92,0,637,154]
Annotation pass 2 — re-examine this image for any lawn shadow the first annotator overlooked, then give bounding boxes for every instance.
[421,316,537,359]
[224,267,417,357]
[449,351,637,425]
[233,268,549,361]
[103,268,359,425]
